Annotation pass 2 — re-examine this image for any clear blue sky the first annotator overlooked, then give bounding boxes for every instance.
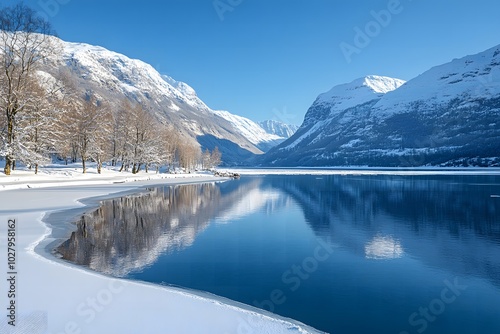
[7,0,500,125]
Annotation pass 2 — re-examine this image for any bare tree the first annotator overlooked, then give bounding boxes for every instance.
[202,148,211,170]
[128,103,157,174]
[178,140,201,172]
[0,3,56,175]
[161,125,179,172]
[67,96,110,174]
[210,146,222,169]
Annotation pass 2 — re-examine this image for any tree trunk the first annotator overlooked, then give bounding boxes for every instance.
[132,163,142,174]
[3,156,12,175]
[82,156,87,174]
[3,115,14,175]
[145,164,149,173]
[119,162,125,172]
[97,156,102,174]
[12,160,16,171]
[35,164,39,175]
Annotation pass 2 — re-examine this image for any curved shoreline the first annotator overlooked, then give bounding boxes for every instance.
[29,176,326,334]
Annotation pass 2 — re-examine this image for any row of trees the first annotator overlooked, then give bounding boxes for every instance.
[0,3,220,175]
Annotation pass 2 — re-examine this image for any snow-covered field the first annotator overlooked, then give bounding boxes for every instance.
[0,164,323,334]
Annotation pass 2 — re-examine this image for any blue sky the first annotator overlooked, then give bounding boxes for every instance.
[8,0,500,125]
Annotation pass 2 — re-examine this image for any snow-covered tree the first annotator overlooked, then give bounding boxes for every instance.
[178,140,201,172]
[126,103,158,174]
[17,78,64,174]
[67,96,111,174]
[161,125,179,172]
[0,3,56,175]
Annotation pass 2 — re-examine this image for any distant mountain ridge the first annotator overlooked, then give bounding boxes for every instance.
[261,46,500,167]
[259,120,299,139]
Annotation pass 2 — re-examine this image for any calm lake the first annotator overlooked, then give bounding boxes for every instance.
[57,174,500,333]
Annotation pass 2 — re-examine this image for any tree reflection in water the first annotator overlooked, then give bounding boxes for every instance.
[57,183,224,276]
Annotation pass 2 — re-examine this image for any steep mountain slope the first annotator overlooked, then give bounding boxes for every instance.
[259,120,299,139]
[262,47,500,167]
[40,38,275,165]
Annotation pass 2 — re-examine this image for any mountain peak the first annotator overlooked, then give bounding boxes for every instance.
[316,75,405,109]
[361,75,406,94]
[305,75,406,126]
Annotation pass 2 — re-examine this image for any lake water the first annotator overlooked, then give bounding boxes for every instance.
[57,174,500,333]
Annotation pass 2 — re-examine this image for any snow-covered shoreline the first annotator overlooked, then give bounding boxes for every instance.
[226,166,500,176]
[0,167,325,334]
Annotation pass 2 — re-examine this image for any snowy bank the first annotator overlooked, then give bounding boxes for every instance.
[225,167,500,176]
[0,169,324,334]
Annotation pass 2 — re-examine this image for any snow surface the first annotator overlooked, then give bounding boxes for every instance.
[212,110,283,145]
[375,45,500,113]
[63,41,211,113]
[0,166,324,334]
[316,75,406,111]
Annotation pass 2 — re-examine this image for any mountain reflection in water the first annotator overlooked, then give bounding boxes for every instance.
[57,182,227,276]
[58,175,500,286]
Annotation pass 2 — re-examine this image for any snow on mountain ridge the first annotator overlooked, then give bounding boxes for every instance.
[212,110,282,146]
[63,41,212,112]
[301,75,405,129]
[363,75,406,93]
[375,45,500,113]
[317,75,406,109]
[259,120,299,139]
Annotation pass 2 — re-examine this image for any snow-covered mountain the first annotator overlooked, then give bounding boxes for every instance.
[40,38,279,165]
[262,46,500,167]
[259,120,299,139]
[211,110,283,152]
